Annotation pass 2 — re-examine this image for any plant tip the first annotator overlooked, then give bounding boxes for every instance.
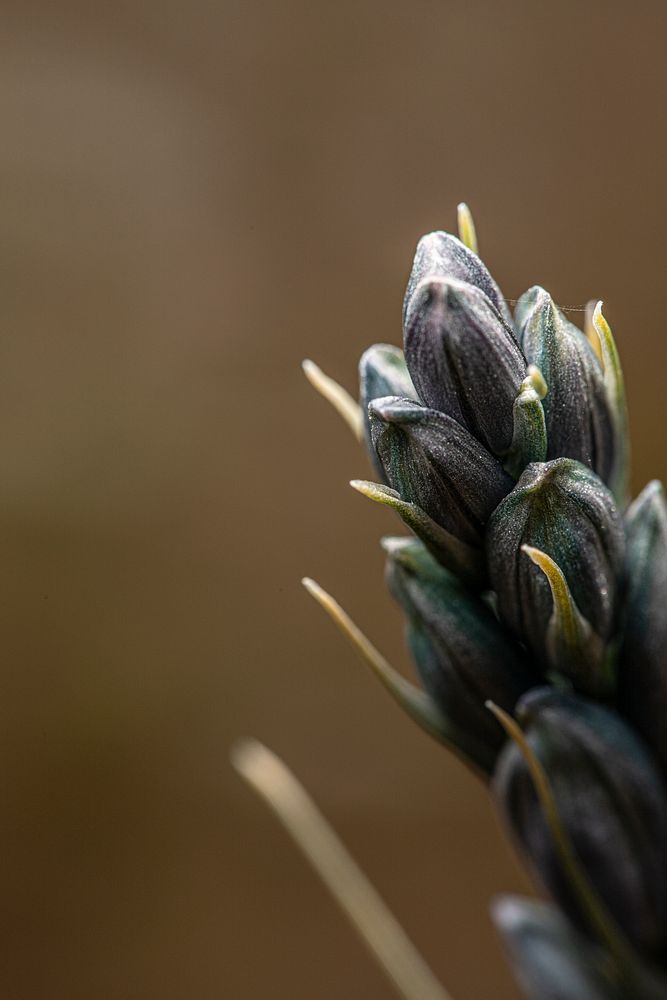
[230,737,265,776]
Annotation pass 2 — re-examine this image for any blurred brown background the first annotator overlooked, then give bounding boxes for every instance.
[0,2,665,998]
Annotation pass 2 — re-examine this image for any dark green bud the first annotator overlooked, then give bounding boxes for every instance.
[515,287,614,485]
[369,395,514,548]
[492,896,624,1000]
[493,688,667,956]
[486,459,624,693]
[403,230,512,327]
[404,277,526,458]
[618,481,667,774]
[358,344,417,480]
[385,537,538,775]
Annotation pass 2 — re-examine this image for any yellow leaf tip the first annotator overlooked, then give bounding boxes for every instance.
[349,479,381,499]
[592,300,610,332]
[521,543,541,560]
[456,202,478,254]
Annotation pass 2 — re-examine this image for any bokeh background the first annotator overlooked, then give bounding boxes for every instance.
[1,2,665,998]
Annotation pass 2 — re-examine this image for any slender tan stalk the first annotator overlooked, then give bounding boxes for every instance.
[232,739,454,1000]
[301,577,452,743]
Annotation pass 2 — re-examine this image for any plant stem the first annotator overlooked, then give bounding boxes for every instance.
[232,738,455,1000]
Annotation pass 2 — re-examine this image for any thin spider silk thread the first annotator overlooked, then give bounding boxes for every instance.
[505,298,589,315]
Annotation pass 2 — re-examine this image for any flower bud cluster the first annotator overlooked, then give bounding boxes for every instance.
[344,217,667,996]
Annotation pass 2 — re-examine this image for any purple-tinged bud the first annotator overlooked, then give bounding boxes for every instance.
[404,277,526,458]
[494,688,667,956]
[515,287,615,486]
[487,459,624,693]
[385,537,538,774]
[370,395,513,549]
[403,230,512,326]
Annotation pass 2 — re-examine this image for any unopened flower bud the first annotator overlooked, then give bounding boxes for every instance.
[515,287,615,486]
[369,395,513,548]
[404,277,526,458]
[494,688,667,956]
[385,537,538,774]
[486,459,624,693]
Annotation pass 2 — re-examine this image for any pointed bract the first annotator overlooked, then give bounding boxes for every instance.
[302,359,364,440]
[457,202,478,254]
[591,303,630,508]
[505,377,548,479]
[521,545,607,694]
[350,479,487,586]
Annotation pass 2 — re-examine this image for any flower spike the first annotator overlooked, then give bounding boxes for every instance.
[299,209,663,1000]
